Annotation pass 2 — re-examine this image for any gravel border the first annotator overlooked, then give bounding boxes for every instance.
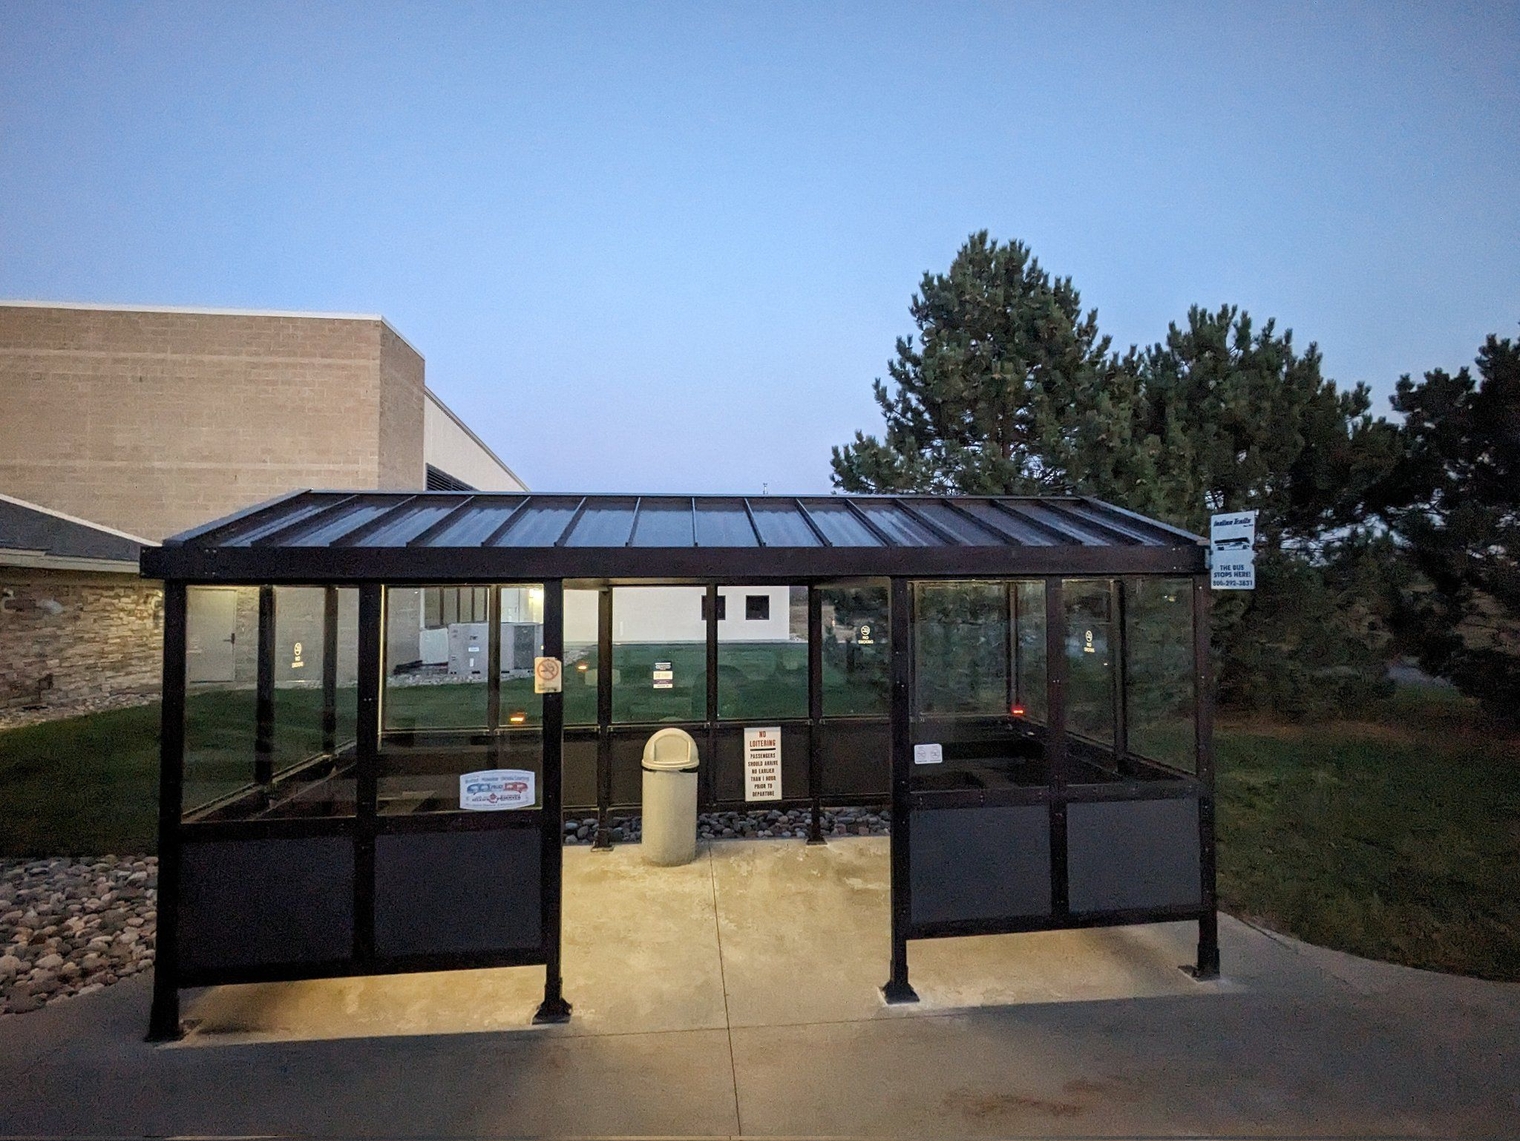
[564,806,890,845]
[0,856,157,1016]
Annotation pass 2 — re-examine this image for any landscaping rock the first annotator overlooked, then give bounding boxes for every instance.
[0,856,156,1017]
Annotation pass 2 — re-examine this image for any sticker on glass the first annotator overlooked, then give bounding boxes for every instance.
[460,769,536,811]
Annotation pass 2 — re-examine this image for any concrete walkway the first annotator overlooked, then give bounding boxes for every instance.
[1,836,1516,1137]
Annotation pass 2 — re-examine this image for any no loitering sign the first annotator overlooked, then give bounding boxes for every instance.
[743,726,782,801]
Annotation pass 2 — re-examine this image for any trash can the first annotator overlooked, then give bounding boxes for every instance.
[641,727,700,866]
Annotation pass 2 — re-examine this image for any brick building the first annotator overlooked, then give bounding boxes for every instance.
[0,301,525,721]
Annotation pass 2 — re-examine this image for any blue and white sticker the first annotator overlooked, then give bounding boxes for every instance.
[460,769,536,811]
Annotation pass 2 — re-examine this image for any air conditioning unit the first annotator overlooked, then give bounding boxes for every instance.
[446,622,545,677]
[446,623,489,678]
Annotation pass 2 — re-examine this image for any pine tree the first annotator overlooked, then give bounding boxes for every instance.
[830,232,1122,495]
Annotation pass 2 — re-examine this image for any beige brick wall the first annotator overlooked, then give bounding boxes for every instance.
[0,305,431,541]
[377,323,426,490]
[0,569,163,714]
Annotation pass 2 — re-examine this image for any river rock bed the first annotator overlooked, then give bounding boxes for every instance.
[0,856,156,1016]
[563,806,890,845]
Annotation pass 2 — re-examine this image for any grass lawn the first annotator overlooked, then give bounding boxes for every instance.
[2,679,1515,980]
[1215,685,1520,981]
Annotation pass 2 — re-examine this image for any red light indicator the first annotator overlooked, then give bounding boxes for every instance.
[1011,704,1026,717]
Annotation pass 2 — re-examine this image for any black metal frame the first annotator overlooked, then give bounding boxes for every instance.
[145,493,1214,1041]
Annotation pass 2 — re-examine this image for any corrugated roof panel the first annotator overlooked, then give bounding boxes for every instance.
[806,501,883,546]
[1003,501,1112,546]
[857,501,944,547]
[221,495,354,547]
[564,499,637,546]
[348,498,467,547]
[913,500,1006,545]
[431,500,526,547]
[496,498,584,547]
[287,502,393,547]
[693,500,759,547]
[631,500,696,547]
[1060,500,1171,546]
[955,502,1054,546]
[748,501,822,547]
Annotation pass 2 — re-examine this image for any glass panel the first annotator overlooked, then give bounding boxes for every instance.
[377,731,543,815]
[384,585,487,730]
[497,585,545,728]
[183,586,357,822]
[1013,581,1047,722]
[631,501,695,546]
[806,501,883,546]
[378,583,544,815]
[857,502,941,546]
[611,586,707,723]
[1125,578,1196,772]
[1064,580,1116,748]
[748,501,822,547]
[717,586,806,720]
[271,587,328,771]
[694,499,760,546]
[184,586,261,814]
[913,582,1008,715]
[820,583,889,716]
[564,588,600,726]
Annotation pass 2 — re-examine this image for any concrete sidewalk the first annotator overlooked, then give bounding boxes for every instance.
[1,836,1516,1137]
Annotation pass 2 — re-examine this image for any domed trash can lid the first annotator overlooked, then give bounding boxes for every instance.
[642,727,700,772]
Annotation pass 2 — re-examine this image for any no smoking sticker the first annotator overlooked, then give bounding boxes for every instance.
[534,656,562,694]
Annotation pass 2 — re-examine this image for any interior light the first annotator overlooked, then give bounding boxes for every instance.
[508,711,527,724]
[576,661,589,671]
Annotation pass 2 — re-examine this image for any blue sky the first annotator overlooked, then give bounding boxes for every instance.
[2,2,1516,493]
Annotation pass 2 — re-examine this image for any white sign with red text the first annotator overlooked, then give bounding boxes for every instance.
[743,727,782,801]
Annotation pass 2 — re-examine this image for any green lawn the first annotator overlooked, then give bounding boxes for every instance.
[1216,686,1520,981]
[3,680,1515,980]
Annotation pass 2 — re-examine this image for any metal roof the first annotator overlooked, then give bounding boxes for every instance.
[141,491,1206,582]
[1,493,151,572]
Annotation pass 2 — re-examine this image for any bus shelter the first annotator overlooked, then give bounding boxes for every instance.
[140,491,1215,1040]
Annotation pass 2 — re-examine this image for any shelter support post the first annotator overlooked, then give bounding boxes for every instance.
[353,585,383,964]
[321,586,338,755]
[704,583,719,813]
[254,585,276,785]
[1047,578,1069,917]
[1192,578,1220,979]
[487,584,502,732]
[535,578,573,1023]
[593,587,613,849]
[147,581,187,1042]
[881,577,918,1003]
[807,584,824,844]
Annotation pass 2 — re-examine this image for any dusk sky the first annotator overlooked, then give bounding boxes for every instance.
[3,3,1516,494]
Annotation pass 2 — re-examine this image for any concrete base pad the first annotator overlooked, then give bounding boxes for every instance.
[182,838,1218,1042]
[2,836,1518,1136]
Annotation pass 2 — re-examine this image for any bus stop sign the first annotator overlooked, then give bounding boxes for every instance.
[1210,510,1257,590]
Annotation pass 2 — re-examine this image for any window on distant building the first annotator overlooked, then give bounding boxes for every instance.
[700,594,726,621]
[745,594,769,621]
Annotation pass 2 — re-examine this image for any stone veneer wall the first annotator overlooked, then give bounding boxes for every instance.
[0,570,162,717]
